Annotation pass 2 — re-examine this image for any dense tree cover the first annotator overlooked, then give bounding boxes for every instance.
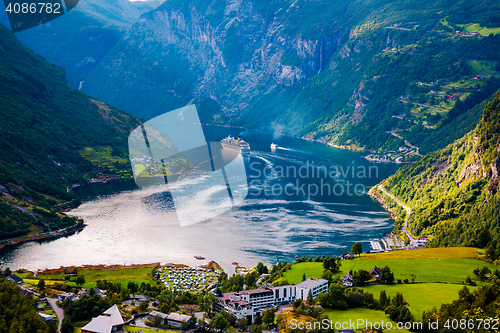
[0,23,143,240]
[62,294,113,322]
[322,256,342,273]
[351,242,363,256]
[0,277,52,332]
[380,92,500,248]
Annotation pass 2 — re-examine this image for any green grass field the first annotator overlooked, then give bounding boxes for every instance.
[361,283,476,320]
[281,248,491,324]
[32,265,157,289]
[468,60,497,75]
[284,252,495,284]
[79,146,129,168]
[323,308,411,332]
[464,23,500,36]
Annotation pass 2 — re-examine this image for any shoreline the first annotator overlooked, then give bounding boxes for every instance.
[19,260,224,276]
[0,224,86,252]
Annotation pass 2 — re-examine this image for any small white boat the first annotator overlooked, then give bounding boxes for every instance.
[270,143,278,150]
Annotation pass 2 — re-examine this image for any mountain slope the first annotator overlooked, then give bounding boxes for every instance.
[81,0,500,154]
[372,90,500,247]
[0,23,142,240]
[0,0,163,88]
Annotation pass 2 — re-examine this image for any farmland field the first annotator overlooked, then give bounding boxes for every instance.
[28,265,157,289]
[283,248,495,284]
[323,308,412,332]
[361,283,477,320]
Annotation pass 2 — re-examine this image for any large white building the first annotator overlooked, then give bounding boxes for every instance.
[215,278,328,319]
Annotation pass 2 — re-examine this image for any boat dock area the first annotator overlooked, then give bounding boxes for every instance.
[369,240,384,252]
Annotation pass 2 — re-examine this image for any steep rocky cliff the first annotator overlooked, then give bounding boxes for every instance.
[82,0,348,123]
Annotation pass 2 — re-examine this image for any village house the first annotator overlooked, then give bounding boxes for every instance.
[81,304,124,333]
[58,292,75,302]
[129,294,150,303]
[148,310,168,325]
[7,274,23,285]
[166,312,192,328]
[369,266,382,280]
[342,273,355,287]
[38,313,56,323]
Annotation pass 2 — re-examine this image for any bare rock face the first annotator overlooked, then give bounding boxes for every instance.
[82,0,346,122]
[490,159,500,194]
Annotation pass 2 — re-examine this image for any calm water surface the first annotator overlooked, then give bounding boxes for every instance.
[0,127,401,273]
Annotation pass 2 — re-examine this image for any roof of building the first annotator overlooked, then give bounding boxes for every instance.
[369,266,381,275]
[7,275,23,284]
[38,313,56,319]
[167,312,191,323]
[130,294,149,301]
[81,304,124,333]
[343,273,354,280]
[60,292,74,297]
[295,278,328,289]
[149,310,168,319]
[240,288,273,297]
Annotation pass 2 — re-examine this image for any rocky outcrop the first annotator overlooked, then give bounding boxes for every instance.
[490,159,500,194]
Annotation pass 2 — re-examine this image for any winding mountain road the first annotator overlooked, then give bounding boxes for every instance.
[378,185,418,248]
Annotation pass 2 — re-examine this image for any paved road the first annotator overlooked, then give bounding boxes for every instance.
[378,185,418,248]
[47,298,64,333]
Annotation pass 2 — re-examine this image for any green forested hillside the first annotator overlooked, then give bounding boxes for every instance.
[377,91,500,248]
[0,23,141,240]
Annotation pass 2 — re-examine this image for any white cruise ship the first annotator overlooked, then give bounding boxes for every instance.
[221,136,251,153]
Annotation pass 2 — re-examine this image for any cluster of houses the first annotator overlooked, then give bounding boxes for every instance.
[455,30,480,35]
[342,266,382,287]
[214,278,329,320]
[157,266,219,292]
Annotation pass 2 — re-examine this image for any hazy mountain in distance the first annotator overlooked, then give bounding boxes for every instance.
[1,0,163,88]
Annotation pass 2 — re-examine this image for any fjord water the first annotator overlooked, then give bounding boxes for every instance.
[0,127,400,273]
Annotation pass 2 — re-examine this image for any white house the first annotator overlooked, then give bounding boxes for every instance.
[342,274,355,287]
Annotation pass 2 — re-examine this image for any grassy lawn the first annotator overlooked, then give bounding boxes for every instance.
[283,262,324,284]
[323,308,411,332]
[447,79,478,89]
[463,23,500,36]
[361,283,477,320]
[79,146,128,168]
[283,248,496,284]
[33,265,157,289]
[468,60,497,75]
[360,247,480,260]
